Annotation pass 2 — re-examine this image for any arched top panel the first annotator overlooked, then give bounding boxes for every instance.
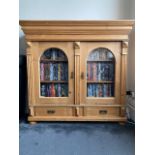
[40,48,68,61]
[87,48,115,62]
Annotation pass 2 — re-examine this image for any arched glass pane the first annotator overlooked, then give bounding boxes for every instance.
[40,48,68,97]
[87,48,115,97]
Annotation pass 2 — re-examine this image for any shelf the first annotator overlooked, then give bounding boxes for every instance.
[40,59,67,62]
[87,60,114,62]
[29,104,124,107]
[87,80,114,83]
[40,80,68,83]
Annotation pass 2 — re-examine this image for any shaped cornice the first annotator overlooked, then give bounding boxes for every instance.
[19,20,134,41]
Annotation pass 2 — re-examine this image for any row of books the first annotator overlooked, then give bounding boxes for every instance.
[40,62,68,81]
[41,49,67,60]
[87,62,114,81]
[41,83,68,97]
[88,48,114,61]
[87,84,114,97]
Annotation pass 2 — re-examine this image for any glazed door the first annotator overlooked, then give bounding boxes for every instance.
[33,42,74,104]
[80,42,121,105]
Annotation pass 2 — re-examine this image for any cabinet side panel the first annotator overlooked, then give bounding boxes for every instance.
[120,42,128,116]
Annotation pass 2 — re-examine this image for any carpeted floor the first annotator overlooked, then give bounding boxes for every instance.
[19,122,135,155]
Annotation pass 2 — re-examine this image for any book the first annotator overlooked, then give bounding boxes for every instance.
[58,83,61,97]
[87,63,91,80]
[92,63,97,81]
[55,84,58,96]
[41,84,46,96]
[98,84,102,97]
[44,63,50,80]
[58,63,61,80]
[51,83,55,97]
[87,84,93,97]
[50,63,54,81]
[40,63,44,81]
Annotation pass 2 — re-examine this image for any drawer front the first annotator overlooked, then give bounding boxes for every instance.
[34,107,73,116]
[84,107,120,116]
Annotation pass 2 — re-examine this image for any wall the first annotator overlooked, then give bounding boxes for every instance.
[19,0,135,55]
[19,0,135,111]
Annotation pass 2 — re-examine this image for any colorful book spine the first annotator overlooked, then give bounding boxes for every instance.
[87,63,91,80]
[60,63,64,80]
[87,84,93,97]
[50,63,54,81]
[46,85,51,97]
[40,63,44,81]
[53,64,57,80]
[92,84,96,97]
[109,63,114,81]
[98,63,101,81]
[93,63,97,81]
[55,84,58,97]
[95,84,99,97]
[98,84,102,97]
[41,84,46,96]
[58,63,61,80]
[103,84,108,97]
[58,83,61,97]
[64,63,68,81]
[51,83,55,97]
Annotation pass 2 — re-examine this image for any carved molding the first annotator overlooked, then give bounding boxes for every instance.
[26,42,32,55]
[27,41,32,47]
[74,42,80,49]
[20,21,134,41]
[20,20,134,35]
[122,41,128,48]
[121,41,128,55]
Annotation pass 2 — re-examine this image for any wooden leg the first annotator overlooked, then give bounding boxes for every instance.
[119,122,126,125]
[29,121,37,125]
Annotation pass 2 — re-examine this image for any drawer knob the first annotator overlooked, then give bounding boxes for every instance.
[99,110,107,115]
[47,110,55,114]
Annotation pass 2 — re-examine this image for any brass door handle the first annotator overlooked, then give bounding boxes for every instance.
[99,110,107,115]
[47,110,55,114]
[70,71,74,79]
[81,72,84,79]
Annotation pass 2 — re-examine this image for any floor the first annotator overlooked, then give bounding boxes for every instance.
[19,122,135,155]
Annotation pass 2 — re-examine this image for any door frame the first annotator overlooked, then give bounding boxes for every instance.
[32,42,75,105]
[80,42,121,105]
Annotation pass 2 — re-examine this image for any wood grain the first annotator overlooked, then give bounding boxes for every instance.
[19,20,134,122]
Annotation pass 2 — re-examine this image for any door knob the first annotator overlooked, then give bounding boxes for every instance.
[81,72,84,79]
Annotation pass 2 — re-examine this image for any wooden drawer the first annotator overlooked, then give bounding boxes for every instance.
[34,107,73,116]
[84,107,120,116]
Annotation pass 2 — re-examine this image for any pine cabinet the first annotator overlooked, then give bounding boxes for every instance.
[20,20,134,123]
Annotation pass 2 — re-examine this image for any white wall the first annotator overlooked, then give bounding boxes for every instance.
[19,0,134,20]
[19,0,135,91]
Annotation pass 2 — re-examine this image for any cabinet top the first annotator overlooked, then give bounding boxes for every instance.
[19,20,134,41]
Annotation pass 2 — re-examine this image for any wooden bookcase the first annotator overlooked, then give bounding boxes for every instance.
[20,20,134,123]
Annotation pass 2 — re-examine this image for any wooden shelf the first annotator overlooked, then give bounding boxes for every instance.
[40,80,68,83]
[87,80,114,83]
[40,59,67,62]
[87,60,114,62]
